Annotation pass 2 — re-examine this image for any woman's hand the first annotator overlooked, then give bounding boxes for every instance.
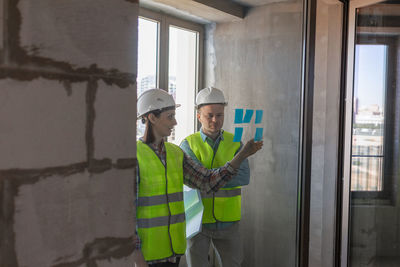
[229,139,263,169]
[241,139,264,158]
[133,248,148,267]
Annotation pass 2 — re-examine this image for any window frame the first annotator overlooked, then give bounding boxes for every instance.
[350,34,398,202]
[138,7,204,96]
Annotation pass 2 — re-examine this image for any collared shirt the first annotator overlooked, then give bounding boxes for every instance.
[180,129,250,230]
[135,138,237,264]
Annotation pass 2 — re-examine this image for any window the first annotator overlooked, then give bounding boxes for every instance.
[137,9,203,145]
[351,44,387,192]
[350,33,398,202]
[137,17,159,140]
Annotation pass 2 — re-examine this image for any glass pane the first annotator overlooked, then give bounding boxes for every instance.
[351,44,387,191]
[351,156,383,191]
[137,17,159,140]
[349,1,400,267]
[167,26,197,145]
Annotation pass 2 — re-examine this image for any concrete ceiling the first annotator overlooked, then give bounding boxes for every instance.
[358,3,400,16]
[140,0,213,24]
[139,0,292,24]
[231,0,290,6]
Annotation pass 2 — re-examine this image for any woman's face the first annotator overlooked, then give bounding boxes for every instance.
[151,109,177,138]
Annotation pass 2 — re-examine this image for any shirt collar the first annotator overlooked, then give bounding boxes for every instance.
[139,138,165,153]
[199,128,224,143]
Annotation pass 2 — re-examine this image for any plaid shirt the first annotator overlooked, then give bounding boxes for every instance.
[135,139,237,264]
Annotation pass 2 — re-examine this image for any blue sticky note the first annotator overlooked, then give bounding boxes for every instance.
[243,109,254,123]
[233,127,244,142]
[255,110,263,124]
[254,128,263,141]
[234,109,244,124]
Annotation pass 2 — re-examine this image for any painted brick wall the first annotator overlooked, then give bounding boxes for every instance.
[0,0,138,266]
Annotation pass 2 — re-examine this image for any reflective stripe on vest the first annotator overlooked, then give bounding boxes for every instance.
[200,188,241,198]
[137,192,183,206]
[137,141,186,262]
[185,131,242,223]
[137,213,185,228]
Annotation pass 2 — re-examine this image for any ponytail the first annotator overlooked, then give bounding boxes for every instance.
[140,106,175,144]
[143,119,154,144]
[141,109,162,144]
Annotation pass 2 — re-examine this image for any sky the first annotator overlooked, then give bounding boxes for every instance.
[354,44,386,109]
[137,18,158,80]
[137,18,196,81]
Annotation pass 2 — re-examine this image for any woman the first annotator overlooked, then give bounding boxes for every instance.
[134,89,263,267]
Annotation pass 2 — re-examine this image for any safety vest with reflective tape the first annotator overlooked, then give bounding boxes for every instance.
[185,131,242,223]
[136,141,186,262]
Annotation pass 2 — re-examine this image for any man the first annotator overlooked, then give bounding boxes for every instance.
[181,87,250,267]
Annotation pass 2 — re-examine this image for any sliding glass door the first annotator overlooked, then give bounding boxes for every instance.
[342,1,400,266]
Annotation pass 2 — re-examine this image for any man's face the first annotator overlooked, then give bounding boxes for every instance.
[197,104,225,137]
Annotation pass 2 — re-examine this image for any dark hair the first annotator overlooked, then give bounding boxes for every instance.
[142,106,175,144]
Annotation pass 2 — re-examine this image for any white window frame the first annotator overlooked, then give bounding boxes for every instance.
[138,7,204,107]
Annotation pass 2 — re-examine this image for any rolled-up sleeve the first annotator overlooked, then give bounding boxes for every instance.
[182,152,237,193]
[224,142,250,187]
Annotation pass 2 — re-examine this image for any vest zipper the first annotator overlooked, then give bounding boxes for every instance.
[210,143,221,224]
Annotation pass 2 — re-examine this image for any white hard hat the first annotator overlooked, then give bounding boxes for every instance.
[196,87,227,107]
[137,88,180,118]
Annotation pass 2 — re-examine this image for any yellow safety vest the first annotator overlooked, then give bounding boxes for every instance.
[136,141,186,262]
[185,131,242,223]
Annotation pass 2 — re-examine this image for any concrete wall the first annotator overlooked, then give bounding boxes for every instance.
[0,0,138,266]
[309,1,343,266]
[205,1,304,266]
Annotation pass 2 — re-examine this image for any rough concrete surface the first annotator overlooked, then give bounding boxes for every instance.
[93,81,136,161]
[13,169,134,267]
[0,78,87,169]
[18,0,138,74]
[0,0,3,52]
[96,256,136,267]
[0,0,138,265]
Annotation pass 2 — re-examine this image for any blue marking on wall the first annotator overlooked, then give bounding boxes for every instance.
[243,109,254,123]
[234,109,244,124]
[233,109,264,142]
[233,127,244,142]
[255,110,263,124]
[254,128,263,141]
